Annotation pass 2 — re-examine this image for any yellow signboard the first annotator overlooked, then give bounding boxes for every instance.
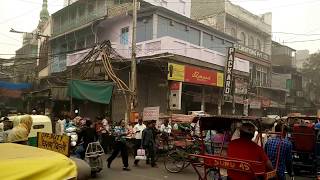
[168,63,185,81]
[217,72,224,87]
[37,132,70,156]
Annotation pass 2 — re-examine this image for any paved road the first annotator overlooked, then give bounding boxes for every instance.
[90,156,314,180]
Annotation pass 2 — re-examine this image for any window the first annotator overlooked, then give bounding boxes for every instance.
[230,28,236,37]
[255,65,268,87]
[161,0,167,7]
[120,27,129,45]
[180,0,186,15]
[257,39,262,51]
[240,32,246,45]
[114,0,126,4]
[249,36,254,48]
[88,0,96,13]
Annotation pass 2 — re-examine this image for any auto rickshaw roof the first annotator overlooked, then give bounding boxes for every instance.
[197,115,262,131]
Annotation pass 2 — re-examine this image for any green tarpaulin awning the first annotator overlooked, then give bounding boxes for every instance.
[67,80,114,104]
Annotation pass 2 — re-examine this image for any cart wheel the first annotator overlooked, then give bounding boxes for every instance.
[164,150,186,173]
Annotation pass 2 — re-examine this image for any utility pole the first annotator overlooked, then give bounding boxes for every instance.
[130,0,138,113]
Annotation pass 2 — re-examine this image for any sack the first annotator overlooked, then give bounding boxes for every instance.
[135,149,147,160]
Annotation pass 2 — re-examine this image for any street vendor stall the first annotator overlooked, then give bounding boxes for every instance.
[0,143,77,180]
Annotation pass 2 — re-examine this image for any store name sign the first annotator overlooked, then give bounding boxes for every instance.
[234,44,269,60]
[224,47,235,95]
[168,63,223,87]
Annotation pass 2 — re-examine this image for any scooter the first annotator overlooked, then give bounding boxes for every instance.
[85,142,104,177]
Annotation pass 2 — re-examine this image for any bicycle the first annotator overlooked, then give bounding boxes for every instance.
[164,136,201,173]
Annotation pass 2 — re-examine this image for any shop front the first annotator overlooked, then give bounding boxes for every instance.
[168,62,224,115]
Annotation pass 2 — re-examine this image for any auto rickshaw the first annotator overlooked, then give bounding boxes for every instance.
[9,115,52,146]
[188,115,279,180]
[0,143,78,180]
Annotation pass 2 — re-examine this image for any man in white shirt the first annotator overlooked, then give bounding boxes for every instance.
[160,119,172,134]
[133,118,146,166]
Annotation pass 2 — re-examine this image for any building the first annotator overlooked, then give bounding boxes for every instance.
[271,41,310,114]
[190,0,273,116]
[296,49,309,70]
[43,0,253,120]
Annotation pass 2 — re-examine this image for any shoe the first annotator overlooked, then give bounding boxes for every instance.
[134,160,139,166]
[107,160,111,168]
[123,167,131,171]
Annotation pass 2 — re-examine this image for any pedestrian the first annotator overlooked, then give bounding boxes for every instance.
[142,120,157,167]
[133,118,146,166]
[107,120,130,171]
[7,115,33,145]
[227,122,273,180]
[100,116,110,154]
[265,123,293,180]
[78,120,98,159]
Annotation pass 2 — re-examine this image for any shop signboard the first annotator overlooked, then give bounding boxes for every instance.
[37,132,71,156]
[143,106,160,121]
[184,66,217,86]
[224,47,235,96]
[169,81,182,110]
[261,98,271,108]
[168,63,185,81]
[167,63,223,87]
[234,78,248,95]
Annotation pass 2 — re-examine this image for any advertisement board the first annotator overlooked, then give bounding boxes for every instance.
[169,81,182,110]
[143,106,160,121]
[168,63,185,81]
[224,47,235,96]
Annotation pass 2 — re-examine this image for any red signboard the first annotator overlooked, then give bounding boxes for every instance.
[184,66,217,86]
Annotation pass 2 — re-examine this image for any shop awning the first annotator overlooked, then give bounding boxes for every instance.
[67,80,114,104]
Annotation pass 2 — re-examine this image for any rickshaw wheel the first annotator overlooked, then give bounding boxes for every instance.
[164,150,186,173]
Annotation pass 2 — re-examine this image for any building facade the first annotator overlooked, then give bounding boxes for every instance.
[191,0,273,116]
[45,1,252,120]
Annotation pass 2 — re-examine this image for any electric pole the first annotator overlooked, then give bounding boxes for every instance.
[131,0,138,112]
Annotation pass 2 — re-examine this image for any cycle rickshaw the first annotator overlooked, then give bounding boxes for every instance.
[286,116,320,176]
[188,115,279,180]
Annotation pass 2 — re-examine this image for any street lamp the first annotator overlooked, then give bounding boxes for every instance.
[9,28,50,38]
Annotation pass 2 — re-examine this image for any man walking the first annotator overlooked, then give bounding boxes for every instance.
[107,120,130,171]
[133,118,146,166]
[265,123,293,180]
[142,120,157,167]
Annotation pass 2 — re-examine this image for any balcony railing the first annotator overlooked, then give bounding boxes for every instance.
[114,36,249,73]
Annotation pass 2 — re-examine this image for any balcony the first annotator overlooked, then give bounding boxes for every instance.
[114,36,249,73]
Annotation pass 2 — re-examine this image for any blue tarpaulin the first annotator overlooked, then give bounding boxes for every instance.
[0,81,31,90]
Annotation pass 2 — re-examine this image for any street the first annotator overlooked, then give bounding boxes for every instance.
[91,156,314,180]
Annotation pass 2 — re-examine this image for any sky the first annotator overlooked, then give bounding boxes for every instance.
[0,0,320,59]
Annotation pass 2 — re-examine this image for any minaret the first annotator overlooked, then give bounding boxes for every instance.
[40,0,49,22]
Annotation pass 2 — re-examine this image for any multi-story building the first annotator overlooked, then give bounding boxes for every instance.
[45,0,252,120]
[191,0,274,116]
[296,49,309,70]
[271,41,308,114]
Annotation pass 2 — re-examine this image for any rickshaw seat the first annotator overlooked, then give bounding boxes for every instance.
[292,124,316,152]
[189,154,276,179]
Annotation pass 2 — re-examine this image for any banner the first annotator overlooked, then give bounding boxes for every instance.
[168,63,185,81]
[184,66,218,86]
[37,132,70,156]
[143,106,160,121]
[169,81,182,110]
[234,78,248,95]
[250,99,261,109]
[224,47,235,96]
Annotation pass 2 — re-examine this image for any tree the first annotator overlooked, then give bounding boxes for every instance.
[302,51,320,104]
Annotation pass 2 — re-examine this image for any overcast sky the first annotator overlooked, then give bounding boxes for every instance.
[0,0,319,59]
